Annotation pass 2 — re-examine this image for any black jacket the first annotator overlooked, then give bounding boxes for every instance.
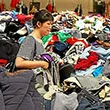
[0,70,44,110]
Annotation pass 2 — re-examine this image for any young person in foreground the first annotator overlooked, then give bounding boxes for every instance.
[15,9,53,70]
[15,9,54,110]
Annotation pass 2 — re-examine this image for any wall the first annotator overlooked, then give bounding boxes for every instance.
[1,0,93,15]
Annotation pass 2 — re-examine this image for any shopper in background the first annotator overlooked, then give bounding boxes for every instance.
[79,4,82,16]
[10,0,20,9]
[74,4,79,15]
[95,0,105,16]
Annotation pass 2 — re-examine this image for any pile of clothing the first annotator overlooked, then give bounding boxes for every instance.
[0,10,110,110]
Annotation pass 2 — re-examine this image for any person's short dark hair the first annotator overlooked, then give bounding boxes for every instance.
[32,9,54,28]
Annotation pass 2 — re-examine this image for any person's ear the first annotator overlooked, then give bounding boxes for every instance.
[36,21,41,28]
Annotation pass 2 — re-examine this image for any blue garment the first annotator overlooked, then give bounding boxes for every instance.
[18,36,26,44]
[25,21,33,34]
[91,46,110,56]
[92,65,104,78]
[79,46,91,59]
[74,59,105,76]
[44,99,51,110]
[91,46,110,60]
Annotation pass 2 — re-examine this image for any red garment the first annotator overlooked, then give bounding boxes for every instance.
[0,59,8,66]
[46,3,52,13]
[74,51,99,70]
[16,14,33,24]
[66,37,88,48]
[0,0,4,12]
[48,34,59,45]
[10,0,20,9]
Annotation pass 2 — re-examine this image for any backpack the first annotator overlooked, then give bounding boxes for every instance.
[0,34,20,72]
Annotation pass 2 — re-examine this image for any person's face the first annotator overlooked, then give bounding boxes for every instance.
[39,20,52,36]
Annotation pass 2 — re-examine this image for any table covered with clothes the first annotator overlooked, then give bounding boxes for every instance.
[0,10,110,110]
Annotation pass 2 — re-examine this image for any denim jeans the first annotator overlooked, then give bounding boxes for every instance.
[44,99,51,110]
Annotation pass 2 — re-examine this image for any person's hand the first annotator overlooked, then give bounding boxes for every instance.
[41,61,49,69]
